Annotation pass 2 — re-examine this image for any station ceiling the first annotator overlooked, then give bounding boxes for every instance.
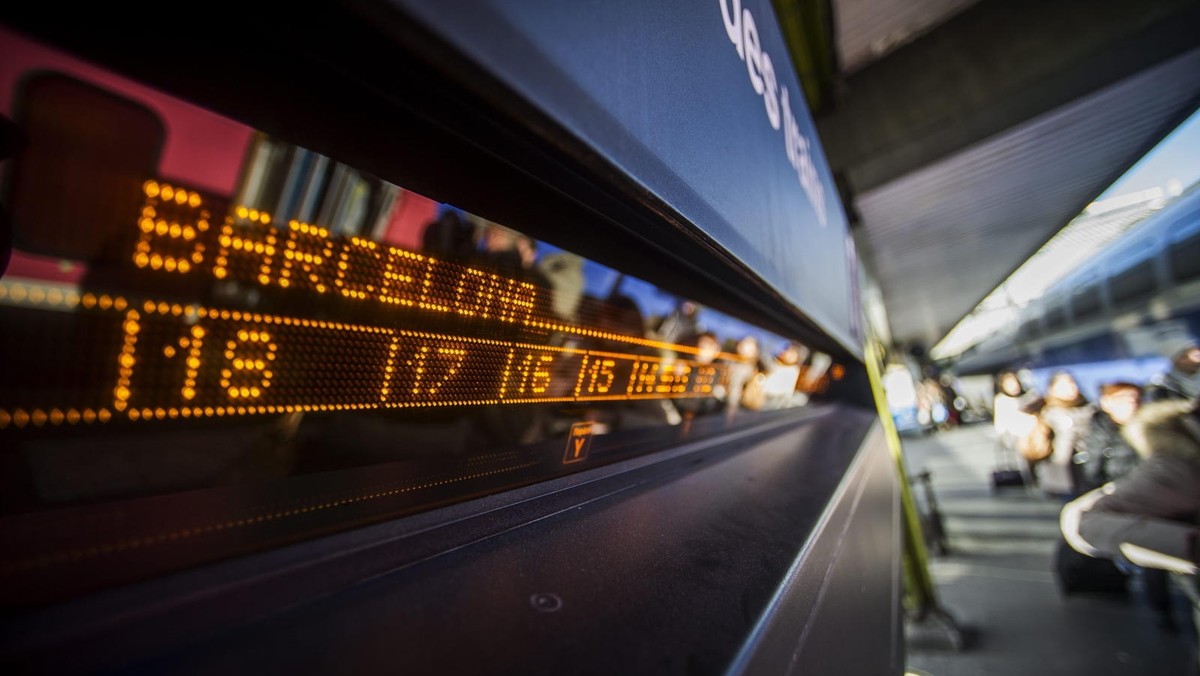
[800,0,1200,350]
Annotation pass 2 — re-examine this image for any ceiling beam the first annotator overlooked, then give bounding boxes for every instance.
[815,0,1200,194]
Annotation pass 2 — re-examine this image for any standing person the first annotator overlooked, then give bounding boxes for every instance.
[726,336,764,414]
[762,342,806,410]
[922,369,951,431]
[1028,371,1095,500]
[655,300,700,346]
[994,369,1039,484]
[1077,382,1143,491]
[1146,336,1200,403]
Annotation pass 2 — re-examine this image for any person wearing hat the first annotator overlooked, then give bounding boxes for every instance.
[1145,336,1200,403]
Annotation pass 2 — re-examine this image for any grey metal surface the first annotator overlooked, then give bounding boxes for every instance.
[853,48,1200,347]
[102,409,898,676]
[834,0,979,73]
[729,425,902,675]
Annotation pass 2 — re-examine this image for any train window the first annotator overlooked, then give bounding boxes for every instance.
[1108,255,1157,306]
[1043,301,1067,332]
[0,28,844,607]
[1069,282,1102,320]
[1019,316,1042,339]
[1167,228,1200,282]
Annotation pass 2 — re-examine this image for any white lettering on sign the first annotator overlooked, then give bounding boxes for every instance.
[719,0,827,226]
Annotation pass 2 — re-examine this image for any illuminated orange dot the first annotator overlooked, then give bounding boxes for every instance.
[174,190,188,205]
[154,409,167,420]
[134,253,151,267]
[98,409,112,423]
[214,267,228,279]
[144,180,161,197]
[236,206,249,219]
[150,255,163,269]
[157,302,170,314]
[9,409,31,428]
[187,357,201,369]
[66,409,81,424]
[182,387,196,400]
[128,409,141,421]
[123,320,140,336]
[161,185,175,200]
[188,193,201,208]
[121,353,137,367]
[249,209,260,221]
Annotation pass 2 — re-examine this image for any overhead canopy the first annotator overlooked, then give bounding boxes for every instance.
[810,0,1200,349]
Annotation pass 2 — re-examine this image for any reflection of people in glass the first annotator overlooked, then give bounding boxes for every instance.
[727,335,764,412]
[762,341,807,409]
[675,332,723,419]
[654,300,700,345]
[420,210,476,261]
[536,252,585,322]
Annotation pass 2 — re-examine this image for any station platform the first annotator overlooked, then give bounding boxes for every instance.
[901,424,1196,675]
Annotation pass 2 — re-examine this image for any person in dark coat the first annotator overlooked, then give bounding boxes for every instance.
[1145,336,1200,403]
[1062,399,1200,642]
[1076,382,1142,492]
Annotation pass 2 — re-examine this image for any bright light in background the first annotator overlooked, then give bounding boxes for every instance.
[931,106,1200,361]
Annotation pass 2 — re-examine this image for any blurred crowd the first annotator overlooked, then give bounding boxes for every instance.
[989,336,1199,655]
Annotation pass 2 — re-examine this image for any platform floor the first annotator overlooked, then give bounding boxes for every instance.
[901,424,1196,675]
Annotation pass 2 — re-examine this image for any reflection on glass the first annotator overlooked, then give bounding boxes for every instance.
[0,28,842,603]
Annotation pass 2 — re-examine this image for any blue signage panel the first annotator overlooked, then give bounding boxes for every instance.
[392,0,859,354]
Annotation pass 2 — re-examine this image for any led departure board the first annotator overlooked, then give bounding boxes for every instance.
[0,179,733,431]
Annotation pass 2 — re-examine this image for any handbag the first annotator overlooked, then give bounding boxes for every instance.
[991,437,1025,490]
[1019,419,1054,462]
[740,373,766,411]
